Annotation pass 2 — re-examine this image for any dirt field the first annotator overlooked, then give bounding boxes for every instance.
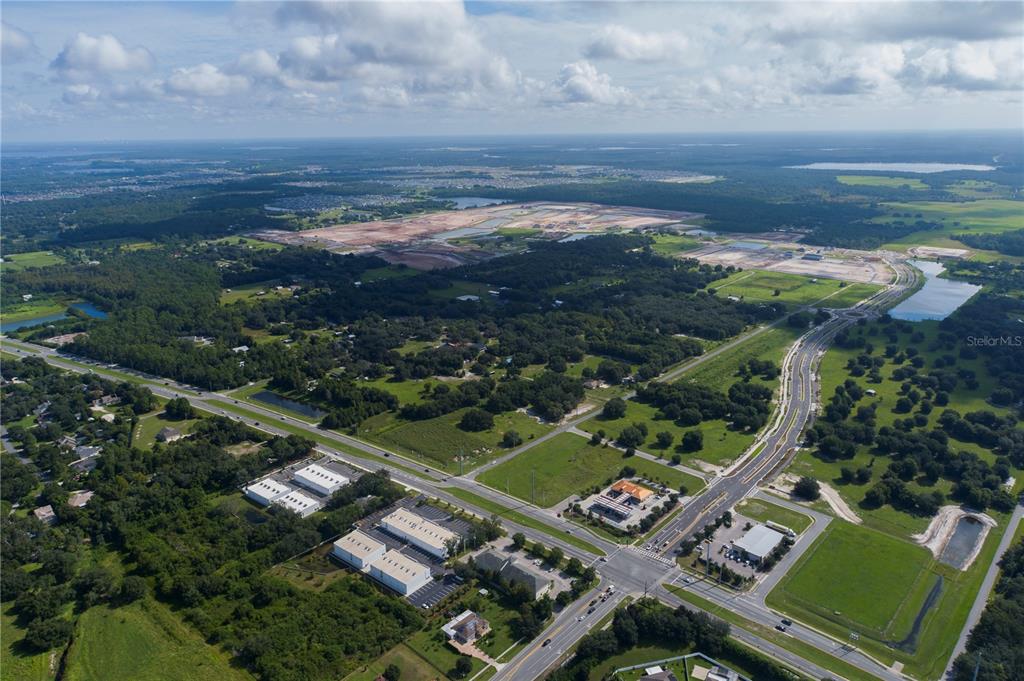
[689,242,893,284]
[251,202,702,251]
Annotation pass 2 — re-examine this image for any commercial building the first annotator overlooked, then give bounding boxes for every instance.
[331,529,386,570]
[590,496,635,521]
[442,610,490,644]
[733,524,785,563]
[380,507,458,559]
[610,480,654,504]
[244,478,292,507]
[474,550,551,599]
[273,489,320,517]
[293,463,349,496]
[369,549,432,595]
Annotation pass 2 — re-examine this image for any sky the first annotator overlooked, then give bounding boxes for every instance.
[1,1,1022,142]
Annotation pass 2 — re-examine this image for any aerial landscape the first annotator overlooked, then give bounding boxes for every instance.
[1,2,1022,681]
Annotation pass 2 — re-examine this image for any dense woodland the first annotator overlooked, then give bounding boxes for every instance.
[955,228,1024,257]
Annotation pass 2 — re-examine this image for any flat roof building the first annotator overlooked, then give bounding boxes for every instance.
[369,549,432,595]
[590,496,635,520]
[380,507,458,558]
[332,530,386,570]
[473,550,551,599]
[293,463,349,496]
[442,610,490,644]
[245,478,292,507]
[274,489,320,517]
[733,525,785,562]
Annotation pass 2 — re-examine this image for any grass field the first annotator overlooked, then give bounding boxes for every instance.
[477,433,704,507]
[836,175,928,190]
[1,296,69,323]
[1,250,64,271]
[651,234,702,255]
[205,236,283,251]
[877,199,1024,252]
[681,324,801,390]
[1,604,56,681]
[133,411,198,448]
[734,497,812,534]
[344,643,446,681]
[220,281,294,305]
[404,627,486,680]
[360,408,552,472]
[713,270,858,306]
[62,598,254,681]
[820,282,884,308]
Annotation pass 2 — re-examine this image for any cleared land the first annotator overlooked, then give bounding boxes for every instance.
[713,270,856,306]
[477,432,704,507]
[836,175,928,190]
[220,281,294,305]
[878,199,1024,253]
[735,497,812,534]
[0,250,64,271]
[133,410,198,448]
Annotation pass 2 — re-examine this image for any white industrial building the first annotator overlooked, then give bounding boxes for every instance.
[733,524,786,563]
[369,549,432,595]
[380,507,458,559]
[331,530,386,570]
[273,489,320,517]
[293,463,349,496]
[245,478,292,506]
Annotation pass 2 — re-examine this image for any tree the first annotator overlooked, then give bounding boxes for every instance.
[118,576,148,604]
[603,397,627,419]
[617,426,644,448]
[655,431,674,449]
[164,397,196,420]
[459,408,494,432]
[545,546,564,567]
[501,430,523,447]
[25,618,72,651]
[793,476,821,501]
[384,664,401,681]
[512,532,527,550]
[681,430,703,452]
[452,656,473,678]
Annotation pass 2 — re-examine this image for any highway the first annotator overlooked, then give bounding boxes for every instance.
[2,257,923,681]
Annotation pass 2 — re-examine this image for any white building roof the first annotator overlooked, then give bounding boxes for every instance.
[334,530,385,561]
[274,489,319,515]
[245,478,291,502]
[382,507,458,553]
[293,463,348,492]
[734,524,785,558]
[371,549,431,584]
[441,610,476,638]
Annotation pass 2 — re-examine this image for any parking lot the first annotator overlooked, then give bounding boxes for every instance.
[408,573,463,610]
[700,514,761,579]
[357,496,471,576]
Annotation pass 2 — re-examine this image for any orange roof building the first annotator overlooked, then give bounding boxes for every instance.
[610,480,654,503]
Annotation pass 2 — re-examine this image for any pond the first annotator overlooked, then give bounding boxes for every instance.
[1,302,108,333]
[251,390,326,420]
[889,260,981,322]
[939,516,986,569]
[445,197,507,209]
[786,162,996,173]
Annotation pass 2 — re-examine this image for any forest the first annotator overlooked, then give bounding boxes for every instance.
[955,228,1024,256]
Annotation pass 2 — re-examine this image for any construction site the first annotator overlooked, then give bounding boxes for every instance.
[687,239,894,284]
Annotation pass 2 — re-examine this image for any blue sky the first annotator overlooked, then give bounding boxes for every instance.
[2,1,1022,142]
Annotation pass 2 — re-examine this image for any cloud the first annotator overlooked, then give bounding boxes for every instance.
[1,21,35,63]
[51,33,153,81]
[62,83,100,104]
[164,63,249,97]
[906,41,1023,92]
[548,61,630,105]
[584,25,689,63]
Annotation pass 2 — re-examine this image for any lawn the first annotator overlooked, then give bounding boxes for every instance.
[650,234,702,255]
[767,521,933,636]
[1,603,56,681]
[734,497,812,534]
[836,175,928,190]
[356,375,436,404]
[205,236,283,251]
[360,408,552,472]
[820,282,883,308]
[133,410,199,448]
[712,270,857,306]
[1,250,64,271]
[404,627,487,680]
[343,643,447,681]
[62,598,254,681]
[477,433,704,507]
[220,281,294,305]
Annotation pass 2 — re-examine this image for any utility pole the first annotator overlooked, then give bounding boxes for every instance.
[532,469,536,505]
[971,652,981,681]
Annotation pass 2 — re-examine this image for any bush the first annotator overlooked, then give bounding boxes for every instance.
[25,617,72,651]
[501,430,523,447]
[459,408,494,432]
[603,397,627,419]
[793,476,821,501]
[681,430,703,452]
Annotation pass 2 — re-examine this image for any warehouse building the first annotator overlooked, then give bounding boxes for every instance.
[273,489,320,517]
[293,463,349,496]
[474,550,551,599]
[380,507,458,559]
[245,478,292,507]
[331,530,386,570]
[369,549,433,595]
[733,524,785,563]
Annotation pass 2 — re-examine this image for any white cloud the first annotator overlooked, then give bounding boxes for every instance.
[51,33,152,81]
[62,83,100,104]
[548,61,630,105]
[164,63,249,98]
[584,25,689,63]
[1,21,35,63]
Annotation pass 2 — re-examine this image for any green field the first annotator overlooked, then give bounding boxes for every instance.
[477,432,704,507]
[734,497,812,534]
[205,236,283,251]
[1,250,64,271]
[651,234,702,255]
[404,627,486,680]
[220,281,294,305]
[1,296,70,323]
[836,175,928,190]
[133,411,199,448]
[713,270,858,306]
[681,324,801,390]
[820,282,883,308]
[878,199,1024,252]
[63,599,254,681]
[343,643,447,681]
[361,408,552,472]
[1,604,56,681]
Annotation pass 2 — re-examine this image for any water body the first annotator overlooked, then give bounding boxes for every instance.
[939,516,986,569]
[446,196,506,209]
[1,302,108,333]
[888,575,944,653]
[787,162,995,173]
[558,233,594,243]
[731,241,768,250]
[434,226,495,240]
[890,260,981,322]
[251,390,325,419]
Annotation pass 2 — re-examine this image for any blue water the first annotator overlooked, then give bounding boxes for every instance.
[446,197,506,209]
[251,390,326,419]
[890,260,981,322]
[787,162,995,173]
[1,302,108,332]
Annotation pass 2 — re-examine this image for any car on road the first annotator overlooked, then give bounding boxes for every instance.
[589,599,597,606]
[599,556,607,562]
[587,607,595,614]
[775,624,787,632]
[542,638,552,647]
[683,577,693,584]
[781,618,792,626]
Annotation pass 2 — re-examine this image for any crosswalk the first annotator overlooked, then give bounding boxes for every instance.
[627,545,675,567]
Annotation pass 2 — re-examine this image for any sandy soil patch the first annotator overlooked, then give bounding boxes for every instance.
[912,505,996,561]
[774,473,862,524]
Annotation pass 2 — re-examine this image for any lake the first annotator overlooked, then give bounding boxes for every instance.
[1,302,108,333]
[251,390,325,420]
[939,516,986,570]
[446,197,506,209]
[890,260,981,322]
[787,162,995,173]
